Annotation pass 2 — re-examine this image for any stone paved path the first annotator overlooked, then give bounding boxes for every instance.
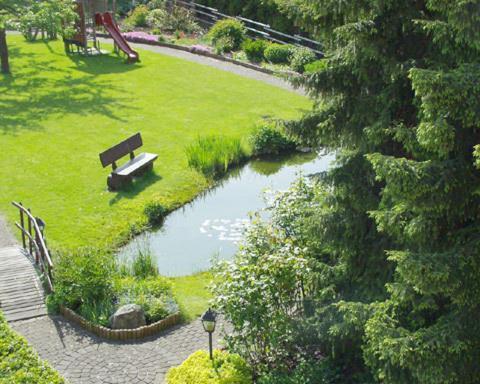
[11,315,227,384]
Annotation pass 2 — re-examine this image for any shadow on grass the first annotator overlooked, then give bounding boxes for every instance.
[0,44,137,135]
[108,170,162,205]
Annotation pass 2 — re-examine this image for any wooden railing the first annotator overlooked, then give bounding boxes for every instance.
[12,202,54,292]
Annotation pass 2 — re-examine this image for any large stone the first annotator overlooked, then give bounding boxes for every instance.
[109,304,146,330]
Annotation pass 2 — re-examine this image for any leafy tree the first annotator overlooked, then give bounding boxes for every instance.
[216,0,480,382]
[0,0,76,74]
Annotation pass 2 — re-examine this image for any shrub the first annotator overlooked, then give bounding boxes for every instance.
[258,358,342,384]
[242,39,270,62]
[264,43,294,64]
[147,6,199,33]
[115,276,178,323]
[304,59,326,74]
[144,201,167,226]
[186,136,248,178]
[125,5,149,27]
[289,47,317,73]
[213,36,236,55]
[52,248,115,312]
[166,350,252,384]
[208,19,246,53]
[250,123,296,156]
[0,312,65,383]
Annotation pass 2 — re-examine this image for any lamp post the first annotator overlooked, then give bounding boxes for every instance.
[201,308,217,360]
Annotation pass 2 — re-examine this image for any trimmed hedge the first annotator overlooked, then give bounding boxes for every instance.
[242,39,270,62]
[264,44,294,64]
[166,350,252,384]
[0,312,65,383]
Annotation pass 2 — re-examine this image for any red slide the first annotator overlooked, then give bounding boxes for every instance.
[97,12,139,62]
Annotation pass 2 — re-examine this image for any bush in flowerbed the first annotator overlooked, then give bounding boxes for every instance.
[250,122,297,156]
[264,43,295,64]
[242,38,270,62]
[166,350,252,384]
[0,311,65,383]
[146,6,199,34]
[208,19,246,53]
[289,47,317,73]
[124,5,149,28]
[50,246,179,328]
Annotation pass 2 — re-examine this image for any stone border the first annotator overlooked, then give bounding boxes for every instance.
[60,305,181,341]
[97,33,279,75]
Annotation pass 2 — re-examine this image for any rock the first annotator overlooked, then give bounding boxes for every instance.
[109,304,146,330]
[296,146,313,153]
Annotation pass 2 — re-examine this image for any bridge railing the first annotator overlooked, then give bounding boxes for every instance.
[11,202,54,292]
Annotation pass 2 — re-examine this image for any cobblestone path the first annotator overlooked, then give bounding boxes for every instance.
[12,315,226,384]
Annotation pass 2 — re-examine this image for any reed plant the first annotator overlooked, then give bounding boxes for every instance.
[185,135,248,178]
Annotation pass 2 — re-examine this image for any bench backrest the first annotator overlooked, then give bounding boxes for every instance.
[99,133,143,168]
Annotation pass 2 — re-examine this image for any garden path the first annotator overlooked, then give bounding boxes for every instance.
[98,37,304,94]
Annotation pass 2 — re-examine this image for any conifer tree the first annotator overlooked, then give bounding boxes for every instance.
[272,1,480,382]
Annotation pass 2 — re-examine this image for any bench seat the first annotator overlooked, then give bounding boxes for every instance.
[114,152,158,176]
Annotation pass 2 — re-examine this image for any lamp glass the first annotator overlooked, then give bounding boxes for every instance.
[203,320,216,333]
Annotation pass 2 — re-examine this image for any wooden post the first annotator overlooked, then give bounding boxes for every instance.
[0,28,10,74]
[27,208,33,257]
[19,203,26,249]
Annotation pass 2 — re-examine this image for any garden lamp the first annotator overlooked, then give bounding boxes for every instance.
[201,308,217,359]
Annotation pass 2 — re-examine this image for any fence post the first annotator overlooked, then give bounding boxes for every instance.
[27,208,33,258]
[19,202,26,249]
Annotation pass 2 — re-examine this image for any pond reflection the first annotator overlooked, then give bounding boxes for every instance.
[119,152,335,276]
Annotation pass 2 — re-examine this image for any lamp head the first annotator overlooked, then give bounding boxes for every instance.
[201,308,217,333]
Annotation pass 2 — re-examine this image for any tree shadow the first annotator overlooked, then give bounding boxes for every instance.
[108,170,162,205]
[0,44,136,135]
[68,52,142,75]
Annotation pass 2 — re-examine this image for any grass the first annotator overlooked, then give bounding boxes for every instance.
[186,135,248,178]
[0,311,65,383]
[170,272,213,320]
[0,35,310,250]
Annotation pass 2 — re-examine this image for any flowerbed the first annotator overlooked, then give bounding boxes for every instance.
[49,246,180,329]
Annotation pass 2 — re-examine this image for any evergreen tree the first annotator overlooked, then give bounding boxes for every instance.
[271,0,480,382]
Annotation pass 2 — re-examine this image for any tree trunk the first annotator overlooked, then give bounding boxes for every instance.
[0,28,10,74]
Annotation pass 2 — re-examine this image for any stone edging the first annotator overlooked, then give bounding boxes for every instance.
[97,33,277,75]
[60,305,181,341]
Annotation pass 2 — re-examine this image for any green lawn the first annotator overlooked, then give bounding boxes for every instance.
[0,36,309,250]
[170,272,213,320]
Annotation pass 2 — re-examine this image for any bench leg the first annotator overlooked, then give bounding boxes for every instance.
[107,174,124,191]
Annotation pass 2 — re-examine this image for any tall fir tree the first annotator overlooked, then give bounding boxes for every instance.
[272,1,480,382]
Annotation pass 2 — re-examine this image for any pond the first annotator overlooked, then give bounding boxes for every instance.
[119,152,335,276]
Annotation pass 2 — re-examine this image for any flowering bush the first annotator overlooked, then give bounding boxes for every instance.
[190,44,212,55]
[122,31,159,44]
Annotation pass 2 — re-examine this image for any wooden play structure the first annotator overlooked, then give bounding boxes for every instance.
[64,0,139,62]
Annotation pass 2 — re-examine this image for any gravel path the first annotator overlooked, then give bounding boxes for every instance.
[98,37,303,94]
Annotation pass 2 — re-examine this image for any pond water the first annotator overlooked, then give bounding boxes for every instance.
[119,152,335,276]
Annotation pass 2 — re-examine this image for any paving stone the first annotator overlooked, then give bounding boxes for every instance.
[12,315,228,384]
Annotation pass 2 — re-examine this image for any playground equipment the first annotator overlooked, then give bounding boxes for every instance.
[64,0,139,63]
